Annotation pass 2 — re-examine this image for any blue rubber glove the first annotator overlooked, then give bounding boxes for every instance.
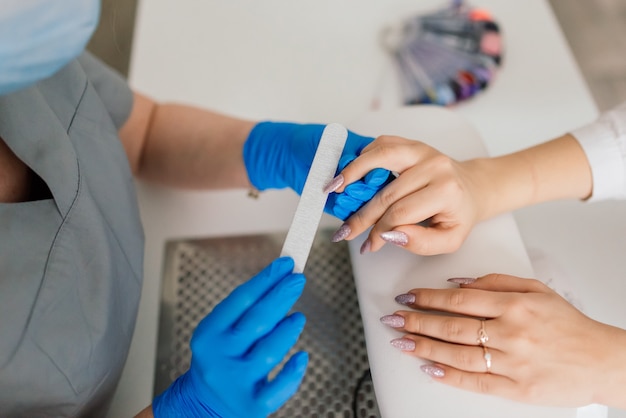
[244,122,392,220]
[153,257,308,418]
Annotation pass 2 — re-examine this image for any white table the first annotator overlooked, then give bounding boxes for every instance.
[108,1,626,416]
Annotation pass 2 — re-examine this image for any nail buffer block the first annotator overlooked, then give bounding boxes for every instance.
[280,123,348,273]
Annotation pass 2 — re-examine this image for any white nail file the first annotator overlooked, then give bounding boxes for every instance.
[280,123,348,273]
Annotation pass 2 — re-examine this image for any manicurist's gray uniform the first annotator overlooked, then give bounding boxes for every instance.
[0,52,144,417]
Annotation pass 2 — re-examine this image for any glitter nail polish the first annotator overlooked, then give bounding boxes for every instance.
[380,314,405,328]
[395,293,416,305]
[447,277,477,285]
[331,224,351,242]
[323,174,344,194]
[360,239,371,254]
[421,364,445,378]
[390,338,416,351]
[380,231,409,246]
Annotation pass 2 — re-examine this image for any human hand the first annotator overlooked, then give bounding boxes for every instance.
[243,122,392,220]
[152,257,308,418]
[381,274,626,408]
[330,135,493,255]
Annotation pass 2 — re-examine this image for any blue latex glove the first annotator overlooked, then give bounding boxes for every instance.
[244,122,393,220]
[153,257,308,418]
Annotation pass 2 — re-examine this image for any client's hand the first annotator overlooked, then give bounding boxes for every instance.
[152,257,308,418]
[381,274,626,408]
[329,135,493,255]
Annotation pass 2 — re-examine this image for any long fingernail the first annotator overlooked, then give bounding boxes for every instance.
[421,364,445,378]
[380,231,409,246]
[390,338,415,351]
[360,239,371,254]
[395,293,415,305]
[380,314,405,328]
[331,224,351,242]
[323,174,344,194]
[447,277,477,285]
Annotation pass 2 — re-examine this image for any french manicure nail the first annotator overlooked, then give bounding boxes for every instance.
[360,239,371,254]
[421,364,445,378]
[380,231,409,246]
[323,174,344,194]
[447,277,477,285]
[390,338,416,351]
[380,314,405,328]
[331,224,351,242]
[395,293,416,305]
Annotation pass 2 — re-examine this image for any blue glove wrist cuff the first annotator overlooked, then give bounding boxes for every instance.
[243,121,291,191]
[153,373,221,418]
[243,122,326,192]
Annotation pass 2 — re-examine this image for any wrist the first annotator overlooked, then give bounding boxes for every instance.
[153,373,219,418]
[593,323,626,408]
[460,157,518,222]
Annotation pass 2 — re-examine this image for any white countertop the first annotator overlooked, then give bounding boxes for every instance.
[108,1,626,416]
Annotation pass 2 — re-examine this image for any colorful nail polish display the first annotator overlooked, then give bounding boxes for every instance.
[382,0,503,106]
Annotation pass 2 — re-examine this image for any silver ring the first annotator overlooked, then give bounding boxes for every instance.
[483,346,492,373]
[477,320,489,346]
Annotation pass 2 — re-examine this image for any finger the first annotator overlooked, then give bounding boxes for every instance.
[342,167,431,243]
[463,274,551,294]
[228,273,305,354]
[392,334,504,374]
[257,351,309,415]
[384,312,498,347]
[363,167,395,188]
[400,288,508,318]
[420,363,518,400]
[375,223,469,256]
[336,137,429,193]
[329,171,393,220]
[325,193,356,221]
[367,185,469,254]
[343,182,377,201]
[195,257,296,338]
[246,312,306,378]
[327,191,372,221]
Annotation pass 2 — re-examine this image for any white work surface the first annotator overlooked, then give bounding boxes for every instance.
[348,107,575,418]
[108,0,626,416]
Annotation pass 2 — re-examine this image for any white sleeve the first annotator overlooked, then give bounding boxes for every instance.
[570,101,626,202]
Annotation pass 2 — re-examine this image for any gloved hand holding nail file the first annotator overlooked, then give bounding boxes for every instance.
[244,122,393,220]
[153,257,308,418]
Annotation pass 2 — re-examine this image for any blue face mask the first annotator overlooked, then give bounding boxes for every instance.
[0,0,100,95]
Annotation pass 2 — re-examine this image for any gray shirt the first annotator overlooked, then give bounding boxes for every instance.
[0,52,144,417]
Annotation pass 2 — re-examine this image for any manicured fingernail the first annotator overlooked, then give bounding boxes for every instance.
[360,239,371,254]
[323,174,344,194]
[380,231,409,246]
[331,223,351,242]
[395,293,415,305]
[447,277,477,285]
[390,338,416,351]
[380,314,405,328]
[421,364,445,378]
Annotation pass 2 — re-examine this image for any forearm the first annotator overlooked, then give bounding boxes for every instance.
[119,92,256,190]
[468,133,593,221]
[134,406,154,418]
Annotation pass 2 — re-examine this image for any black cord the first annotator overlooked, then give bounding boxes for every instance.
[351,368,372,418]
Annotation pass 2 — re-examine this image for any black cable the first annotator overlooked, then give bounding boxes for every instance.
[351,368,372,418]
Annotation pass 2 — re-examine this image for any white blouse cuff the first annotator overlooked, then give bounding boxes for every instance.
[570,106,626,202]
